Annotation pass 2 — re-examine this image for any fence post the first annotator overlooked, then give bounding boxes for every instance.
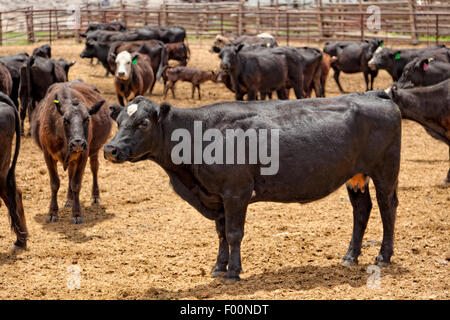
[360,13,364,42]
[256,0,260,34]
[286,12,289,46]
[408,0,418,44]
[49,10,52,44]
[275,0,279,37]
[435,14,439,44]
[238,0,244,36]
[55,10,60,39]
[315,0,323,41]
[0,13,2,46]
[120,0,127,27]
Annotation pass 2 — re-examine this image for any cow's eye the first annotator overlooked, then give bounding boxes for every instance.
[138,119,150,129]
[83,116,90,123]
[63,118,70,125]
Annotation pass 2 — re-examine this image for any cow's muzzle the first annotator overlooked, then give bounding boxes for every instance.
[104,144,127,163]
[69,138,87,153]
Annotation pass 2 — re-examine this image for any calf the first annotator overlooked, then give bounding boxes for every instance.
[19,55,76,135]
[323,39,382,92]
[104,92,401,282]
[0,62,12,96]
[321,53,338,96]
[0,93,28,250]
[165,42,190,66]
[387,79,450,183]
[162,66,218,100]
[31,80,112,224]
[113,51,154,106]
[368,45,450,81]
[396,58,450,89]
[219,44,303,100]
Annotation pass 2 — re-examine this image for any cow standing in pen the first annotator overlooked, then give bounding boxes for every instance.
[112,51,154,106]
[0,93,28,250]
[31,80,112,224]
[104,92,401,282]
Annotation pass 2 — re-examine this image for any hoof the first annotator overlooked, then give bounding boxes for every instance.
[45,214,59,223]
[223,276,240,284]
[71,216,84,224]
[91,197,101,205]
[444,178,449,184]
[374,255,391,267]
[212,271,227,278]
[342,256,358,266]
[64,201,73,208]
[9,243,26,254]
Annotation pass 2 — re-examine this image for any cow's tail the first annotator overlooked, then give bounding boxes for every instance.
[184,37,190,61]
[156,45,167,83]
[0,93,25,242]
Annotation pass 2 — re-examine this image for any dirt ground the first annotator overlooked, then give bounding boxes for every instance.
[0,39,448,300]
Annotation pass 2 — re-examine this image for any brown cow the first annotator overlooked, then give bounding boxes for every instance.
[31,80,112,224]
[113,51,154,106]
[0,92,28,250]
[321,53,338,96]
[163,66,218,100]
[165,42,190,66]
[0,62,12,96]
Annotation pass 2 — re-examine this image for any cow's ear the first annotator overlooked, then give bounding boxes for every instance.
[109,105,122,121]
[54,97,63,115]
[158,102,171,122]
[89,100,105,115]
[418,58,429,71]
[235,43,245,53]
[131,52,139,64]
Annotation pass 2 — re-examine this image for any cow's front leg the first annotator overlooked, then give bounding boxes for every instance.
[44,152,60,223]
[90,151,101,204]
[363,71,370,91]
[212,217,229,278]
[445,147,450,184]
[223,195,249,282]
[69,157,87,224]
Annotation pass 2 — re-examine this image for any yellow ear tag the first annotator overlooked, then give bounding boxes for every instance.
[53,100,60,104]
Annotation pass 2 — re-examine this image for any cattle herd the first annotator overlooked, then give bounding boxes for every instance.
[0,20,449,284]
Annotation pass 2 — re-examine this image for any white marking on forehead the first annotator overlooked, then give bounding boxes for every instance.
[385,86,392,94]
[374,46,383,55]
[127,104,138,116]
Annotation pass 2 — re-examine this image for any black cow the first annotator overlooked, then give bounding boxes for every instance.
[0,93,28,250]
[396,58,450,89]
[219,44,304,100]
[323,39,382,92]
[368,45,450,81]
[387,79,450,183]
[294,46,323,97]
[32,44,51,59]
[0,62,12,96]
[80,39,114,76]
[82,30,140,43]
[19,56,75,134]
[104,93,401,281]
[0,53,30,108]
[137,26,186,43]
[81,21,127,35]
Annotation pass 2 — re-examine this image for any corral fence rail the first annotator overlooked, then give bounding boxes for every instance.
[0,1,449,46]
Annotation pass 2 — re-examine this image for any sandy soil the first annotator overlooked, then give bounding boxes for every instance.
[0,39,448,300]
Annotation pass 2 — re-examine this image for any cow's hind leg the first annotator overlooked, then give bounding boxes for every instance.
[212,217,229,278]
[342,175,372,266]
[445,147,450,184]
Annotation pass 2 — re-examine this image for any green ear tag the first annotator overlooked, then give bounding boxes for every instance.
[53,99,60,104]
[132,58,137,65]
[379,42,383,47]
[394,53,401,60]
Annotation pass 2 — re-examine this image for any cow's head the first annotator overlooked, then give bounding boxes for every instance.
[368,47,395,71]
[104,96,169,163]
[114,51,138,80]
[80,39,97,58]
[218,44,244,72]
[211,35,231,53]
[53,94,104,162]
[396,58,431,89]
[55,58,76,78]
